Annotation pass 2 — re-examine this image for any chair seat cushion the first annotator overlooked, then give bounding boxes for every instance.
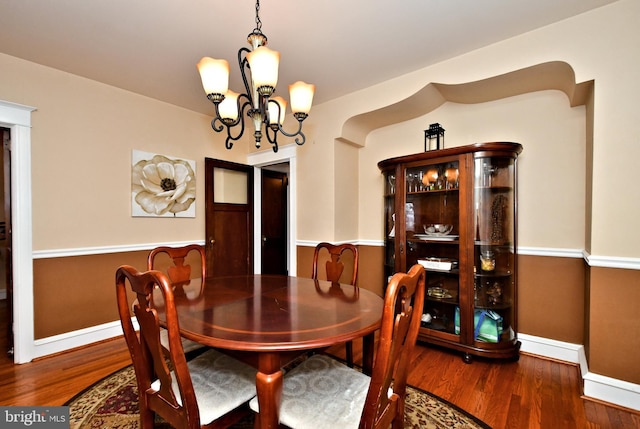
[249,354,370,429]
[152,349,257,425]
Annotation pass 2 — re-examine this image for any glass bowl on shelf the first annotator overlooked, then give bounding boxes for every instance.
[423,224,453,236]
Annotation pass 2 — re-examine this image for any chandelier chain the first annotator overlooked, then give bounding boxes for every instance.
[254,0,262,34]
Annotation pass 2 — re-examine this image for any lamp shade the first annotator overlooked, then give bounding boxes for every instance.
[289,81,315,114]
[197,57,230,96]
[267,96,287,126]
[246,46,280,94]
[218,90,239,122]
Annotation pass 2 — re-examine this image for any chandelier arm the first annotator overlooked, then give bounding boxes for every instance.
[264,126,280,153]
[210,91,250,132]
[237,47,254,105]
[212,101,240,129]
[275,119,307,145]
[210,117,224,133]
[212,96,252,150]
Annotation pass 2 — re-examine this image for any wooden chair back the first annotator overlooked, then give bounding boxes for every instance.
[312,242,359,366]
[361,263,426,429]
[116,265,201,429]
[312,242,359,286]
[147,244,206,285]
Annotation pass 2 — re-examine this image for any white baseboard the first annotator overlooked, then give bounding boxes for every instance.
[583,372,640,412]
[31,319,136,361]
[519,333,640,411]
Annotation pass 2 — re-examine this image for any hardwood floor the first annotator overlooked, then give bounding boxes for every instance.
[0,299,638,428]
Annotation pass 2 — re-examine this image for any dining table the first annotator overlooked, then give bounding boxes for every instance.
[156,274,384,429]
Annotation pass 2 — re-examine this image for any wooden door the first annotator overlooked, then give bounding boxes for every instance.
[2,128,12,355]
[204,158,253,277]
[261,169,288,275]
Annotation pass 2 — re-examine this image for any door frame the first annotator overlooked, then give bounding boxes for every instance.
[248,145,297,276]
[260,167,289,275]
[0,100,35,364]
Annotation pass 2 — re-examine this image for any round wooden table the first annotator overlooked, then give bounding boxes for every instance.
[161,274,384,429]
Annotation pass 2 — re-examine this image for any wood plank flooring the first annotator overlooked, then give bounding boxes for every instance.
[0,299,638,428]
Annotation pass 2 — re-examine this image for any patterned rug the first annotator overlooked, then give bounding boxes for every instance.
[66,363,490,429]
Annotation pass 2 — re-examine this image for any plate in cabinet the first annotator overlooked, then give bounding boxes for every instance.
[414,234,459,241]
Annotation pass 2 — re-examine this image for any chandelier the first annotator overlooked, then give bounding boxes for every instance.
[197,0,315,153]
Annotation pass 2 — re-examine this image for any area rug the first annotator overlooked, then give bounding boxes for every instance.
[66,364,490,429]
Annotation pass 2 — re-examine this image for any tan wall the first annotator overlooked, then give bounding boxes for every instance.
[296,245,384,297]
[40,246,639,386]
[517,255,585,344]
[589,267,640,384]
[305,0,640,258]
[360,90,586,249]
[33,251,148,339]
[300,246,590,344]
[33,249,204,339]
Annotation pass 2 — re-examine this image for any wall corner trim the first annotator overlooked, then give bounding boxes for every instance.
[519,333,640,412]
[583,372,640,412]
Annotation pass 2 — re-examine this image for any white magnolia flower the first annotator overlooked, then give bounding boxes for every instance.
[132,155,196,216]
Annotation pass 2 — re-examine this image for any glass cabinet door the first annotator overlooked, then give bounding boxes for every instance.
[383,169,397,283]
[404,161,461,337]
[473,155,517,344]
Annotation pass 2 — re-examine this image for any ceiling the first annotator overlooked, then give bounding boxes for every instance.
[0,0,618,116]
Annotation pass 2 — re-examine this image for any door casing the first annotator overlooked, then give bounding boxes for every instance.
[248,145,298,276]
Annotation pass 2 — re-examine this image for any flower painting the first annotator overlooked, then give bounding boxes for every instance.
[131,150,196,217]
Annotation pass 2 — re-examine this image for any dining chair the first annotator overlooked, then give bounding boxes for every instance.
[148,244,206,354]
[147,244,206,285]
[312,242,359,366]
[250,263,426,429]
[312,242,359,286]
[116,265,257,429]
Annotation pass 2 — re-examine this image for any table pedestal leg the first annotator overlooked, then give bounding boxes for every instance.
[254,352,283,429]
[363,332,375,375]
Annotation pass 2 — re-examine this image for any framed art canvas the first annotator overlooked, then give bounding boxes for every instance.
[131,150,196,218]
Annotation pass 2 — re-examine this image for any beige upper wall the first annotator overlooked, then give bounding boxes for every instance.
[297,0,639,258]
[0,53,247,250]
[0,0,638,259]
[360,91,586,249]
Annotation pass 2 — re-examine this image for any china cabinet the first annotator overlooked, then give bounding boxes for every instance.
[378,142,522,362]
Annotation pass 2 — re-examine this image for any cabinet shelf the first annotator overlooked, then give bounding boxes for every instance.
[425,268,459,275]
[475,271,512,278]
[475,301,512,311]
[408,188,459,196]
[474,240,512,246]
[474,185,512,192]
[420,320,457,334]
[427,296,459,305]
[379,142,522,362]
[409,238,459,245]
